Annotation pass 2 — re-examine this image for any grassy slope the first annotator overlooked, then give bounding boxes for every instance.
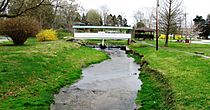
[0,39,108,109]
[130,43,210,110]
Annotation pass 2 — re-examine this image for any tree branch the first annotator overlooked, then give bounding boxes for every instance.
[0,0,10,12]
[0,0,52,18]
[0,0,7,11]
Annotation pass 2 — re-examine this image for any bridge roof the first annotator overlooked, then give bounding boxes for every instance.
[135,27,155,32]
[73,26,132,30]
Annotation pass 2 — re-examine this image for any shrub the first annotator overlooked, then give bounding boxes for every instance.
[175,35,183,40]
[36,29,58,42]
[159,34,166,39]
[159,34,183,40]
[0,17,41,45]
[57,29,73,39]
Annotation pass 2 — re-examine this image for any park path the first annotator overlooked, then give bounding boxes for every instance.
[51,48,142,110]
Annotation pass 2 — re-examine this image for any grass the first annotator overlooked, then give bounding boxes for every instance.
[146,40,210,56]
[129,41,210,110]
[57,29,73,39]
[0,38,108,109]
[136,70,175,110]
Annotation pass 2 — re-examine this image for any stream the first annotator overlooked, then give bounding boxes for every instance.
[51,48,142,110]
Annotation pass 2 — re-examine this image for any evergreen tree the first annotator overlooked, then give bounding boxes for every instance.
[112,15,118,26]
[81,13,87,25]
[106,14,113,26]
[117,15,123,26]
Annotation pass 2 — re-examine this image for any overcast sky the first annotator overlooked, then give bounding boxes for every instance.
[77,0,210,26]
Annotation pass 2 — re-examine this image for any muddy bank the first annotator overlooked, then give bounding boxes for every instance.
[51,48,142,110]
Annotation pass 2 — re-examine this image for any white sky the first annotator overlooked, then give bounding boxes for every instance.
[77,0,210,26]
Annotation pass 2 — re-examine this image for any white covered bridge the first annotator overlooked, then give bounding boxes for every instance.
[73,26,132,40]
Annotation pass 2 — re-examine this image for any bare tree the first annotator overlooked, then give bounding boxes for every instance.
[51,0,80,29]
[133,10,144,23]
[0,0,50,18]
[99,5,109,26]
[23,0,54,28]
[0,0,81,30]
[134,8,156,28]
[159,0,183,46]
[141,7,156,28]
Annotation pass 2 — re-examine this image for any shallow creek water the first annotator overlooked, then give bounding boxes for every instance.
[51,48,142,110]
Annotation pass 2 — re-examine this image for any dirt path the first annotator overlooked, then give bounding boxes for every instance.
[51,48,142,110]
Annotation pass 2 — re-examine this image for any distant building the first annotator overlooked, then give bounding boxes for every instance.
[134,27,155,40]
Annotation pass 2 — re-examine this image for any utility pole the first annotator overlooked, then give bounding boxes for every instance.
[156,0,159,51]
[184,13,187,39]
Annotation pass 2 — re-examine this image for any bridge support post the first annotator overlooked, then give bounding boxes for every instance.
[127,38,131,45]
[102,39,105,46]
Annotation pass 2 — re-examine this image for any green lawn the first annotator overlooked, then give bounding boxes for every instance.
[129,42,210,110]
[57,30,73,39]
[0,38,108,109]
[146,40,210,56]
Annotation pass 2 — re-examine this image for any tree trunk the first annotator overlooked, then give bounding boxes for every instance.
[165,33,169,47]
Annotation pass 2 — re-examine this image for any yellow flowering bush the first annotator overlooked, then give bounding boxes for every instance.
[159,34,183,40]
[36,29,58,42]
[175,35,182,40]
[159,34,166,39]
